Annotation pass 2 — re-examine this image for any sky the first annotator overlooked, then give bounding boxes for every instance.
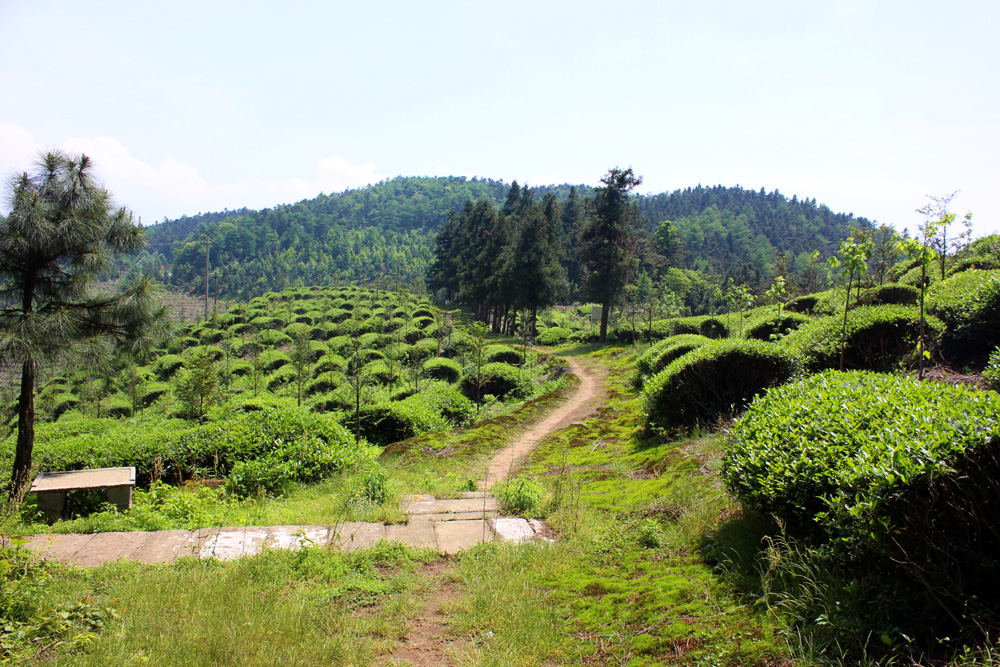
[1,0,997,236]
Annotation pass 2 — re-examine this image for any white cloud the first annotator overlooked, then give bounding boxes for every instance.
[0,125,385,220]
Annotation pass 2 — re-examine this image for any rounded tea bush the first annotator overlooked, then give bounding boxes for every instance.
[927,269,1000,360]
[643,339,800,430]
[745,313,811,341]
[781,305,944,372]
[536,327,571,346]
[484,344,522,365]
[857,284,918,307]
[723,370,1000,636]
[635,334,711,377]
[423,356,462,383]
[460,362,533,401]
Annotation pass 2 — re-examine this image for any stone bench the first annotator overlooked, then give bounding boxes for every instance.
[30,467,136,523]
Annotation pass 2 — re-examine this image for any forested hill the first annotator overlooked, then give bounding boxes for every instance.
[142,176,871,300]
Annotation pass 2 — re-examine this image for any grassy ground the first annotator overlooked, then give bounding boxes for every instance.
[16,344,998,665]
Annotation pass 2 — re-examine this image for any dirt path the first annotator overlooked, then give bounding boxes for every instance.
[387,354,607,666]
[482,354,606,488]
[384,561,468,666]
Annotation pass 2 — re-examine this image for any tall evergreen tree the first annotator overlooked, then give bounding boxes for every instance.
[580,168,643,342]
[0,152,167,500]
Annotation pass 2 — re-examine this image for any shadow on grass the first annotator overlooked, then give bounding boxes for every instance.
[547,343,606,358]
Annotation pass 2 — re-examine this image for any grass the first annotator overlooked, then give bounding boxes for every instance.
[20,541,437,666]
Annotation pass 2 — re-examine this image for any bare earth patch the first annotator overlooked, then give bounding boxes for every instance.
[483,355,607,487]
[383,561,468,666]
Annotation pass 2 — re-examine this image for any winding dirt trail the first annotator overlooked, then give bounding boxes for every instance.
[389,353,608,666]
[482,354,607,488]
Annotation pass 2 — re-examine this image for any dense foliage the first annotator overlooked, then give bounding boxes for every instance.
[642,339,800,430]
[724,371,1000,639]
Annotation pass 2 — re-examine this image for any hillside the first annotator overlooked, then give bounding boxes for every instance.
[144,177,871,301]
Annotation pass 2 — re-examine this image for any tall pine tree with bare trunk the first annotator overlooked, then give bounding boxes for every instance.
[1,151,167,501]
[581,167,643,343]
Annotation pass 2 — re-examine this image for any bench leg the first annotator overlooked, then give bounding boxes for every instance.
[35,491,66,523]
[106,486,133,512]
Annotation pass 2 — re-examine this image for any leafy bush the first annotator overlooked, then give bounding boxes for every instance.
[781,305,944,372]
[635,334,710,376]
[154,354,185,380]
[259,350,291,372]
[351,401,448,446]
[422,357,461,383]
[857,284,918,307]
[744,313,811,341]
[306,372,343,396]
[643,339,800,430]
[50,393,80,420]
[460,362,533,401]
[569,329,600,343]
[265,364,297,391]
[185,345,224,362]
[785,289,841,316]
[484,344,521,365]
[3,408,370,491]
[403,381,475,426]
[536,327,571,346]
[493,475,544,517]
[723,371,1000,637]
[699,317,728,339]
[949,233,1000,274]
[927,269,1000,360]
[984,347,1000,392]
[258,329,292,347]
[105,398,133,419]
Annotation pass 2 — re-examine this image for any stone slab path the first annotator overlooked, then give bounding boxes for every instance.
[16,354,599,568]
[15,492,549,567]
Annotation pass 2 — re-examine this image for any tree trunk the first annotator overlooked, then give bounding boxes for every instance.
[9,360,36,503]
[599,302,610,343]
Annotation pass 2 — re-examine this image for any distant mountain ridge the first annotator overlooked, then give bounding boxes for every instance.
[143,176,871,300]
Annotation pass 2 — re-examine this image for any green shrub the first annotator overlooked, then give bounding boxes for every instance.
[351,401,448,446]
[154,354,185,379]
[493,475,544,517]
[362,359,395,385]
[927,269,1000,359]
[699,317,728,339]
[643,339,800,430]
[258,329,292,347]
[723,370,1000,636]
[422,357,462,383]
[535,327,571,346]
[484,344,521,365]
[744,313,811,341]
[225,458,297,497]
[635,334,711,376]
[228,360,252,377]
[857,284,918,307]
[259,350,291,372]
[781,305,944,372]
[265,364,297,391]
[785,289,841,316]
[326,335,352,356]
[105,398,133,419]
[50,393,80,420]
[460,362,533,401]
[984,347,1000,392]
[185,345,224,362]
[949,233,1000,274]
[312,354,346,377]
[402,381,475,426]
[569,329,600,344]
[306,372,342,396]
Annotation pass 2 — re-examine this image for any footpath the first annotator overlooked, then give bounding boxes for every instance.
[16,354,604,568]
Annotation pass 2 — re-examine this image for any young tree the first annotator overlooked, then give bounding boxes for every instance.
[830,234,874,371]
[176,348,218,422]
[922,192,973,279]
[290,332,311,407]
[0,152,167,500]
[581,167,643,342]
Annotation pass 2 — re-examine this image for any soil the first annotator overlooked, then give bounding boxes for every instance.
[482,355,607,487]
[383,561,468,666]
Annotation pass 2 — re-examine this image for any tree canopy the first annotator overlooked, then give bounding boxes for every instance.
[0,151,166,500]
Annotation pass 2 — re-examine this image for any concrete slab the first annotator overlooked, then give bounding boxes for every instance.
[200,527,270,561]
[266,525,332,551]
[492,517,535,544]
[405,497,497,515]
[331,523,384,551]
[73,531,155,567]
[24,533,95,563]
[134,529,199,564]
[416,511,494,522]
[435,520,491,555]
[386,519,437,549]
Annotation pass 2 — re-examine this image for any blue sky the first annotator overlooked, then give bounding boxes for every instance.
[1,0,997,235]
